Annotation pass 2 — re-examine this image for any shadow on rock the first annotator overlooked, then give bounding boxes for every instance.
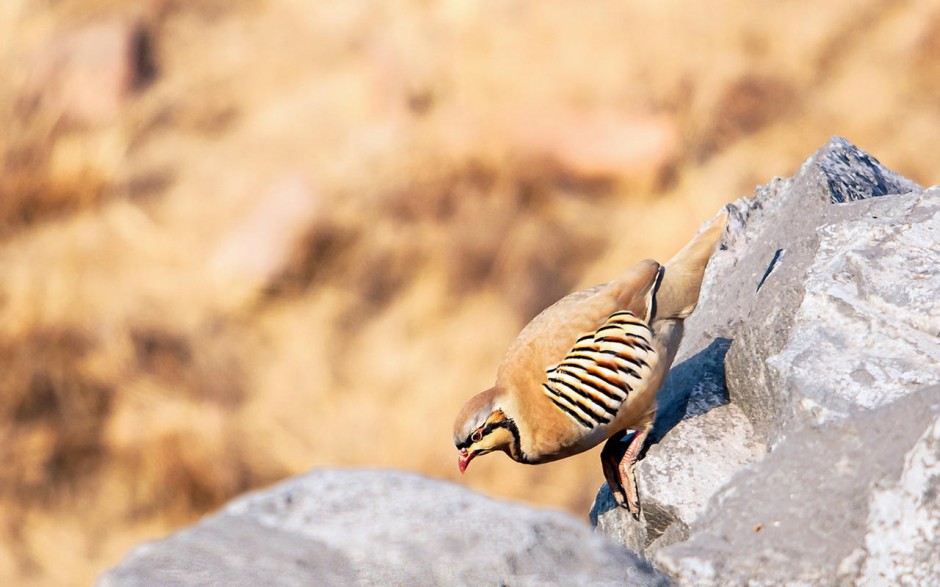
[651,336,733,443]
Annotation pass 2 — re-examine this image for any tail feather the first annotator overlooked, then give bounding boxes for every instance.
[654,208,729,320]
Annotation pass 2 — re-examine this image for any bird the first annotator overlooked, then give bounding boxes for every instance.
[453,207,729,517]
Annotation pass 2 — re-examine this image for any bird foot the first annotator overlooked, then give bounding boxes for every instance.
[600,428,651,520]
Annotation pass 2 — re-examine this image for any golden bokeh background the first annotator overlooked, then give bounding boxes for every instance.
[1,1,938,584]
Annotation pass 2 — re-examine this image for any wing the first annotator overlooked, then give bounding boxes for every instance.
[541,310,658,430]
[497,260,662,392]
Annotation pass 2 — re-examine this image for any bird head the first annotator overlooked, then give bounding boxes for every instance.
[453,387,521,473]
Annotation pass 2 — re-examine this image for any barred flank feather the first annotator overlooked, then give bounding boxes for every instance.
[542,311,655,429]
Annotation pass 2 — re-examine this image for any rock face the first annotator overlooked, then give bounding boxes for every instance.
[658,386,940,585]
[592,137,940,584]
[98,469,668,587]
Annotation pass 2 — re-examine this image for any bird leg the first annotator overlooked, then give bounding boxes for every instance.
[600,426,651,519]
[600,430,629,505]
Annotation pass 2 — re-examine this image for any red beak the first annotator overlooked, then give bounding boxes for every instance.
[458,449,476,474]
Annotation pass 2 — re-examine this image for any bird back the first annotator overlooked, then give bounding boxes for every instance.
[654,209,729,320]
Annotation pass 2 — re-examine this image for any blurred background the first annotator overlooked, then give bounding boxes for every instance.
[1,0,938,584]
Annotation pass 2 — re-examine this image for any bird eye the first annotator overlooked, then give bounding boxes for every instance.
[471,429,483,443]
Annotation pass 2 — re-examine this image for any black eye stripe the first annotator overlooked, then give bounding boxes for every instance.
[455,419,525,462]
[461,420,506,446]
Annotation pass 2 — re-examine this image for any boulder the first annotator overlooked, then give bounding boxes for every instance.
[99,469,668,587]
[658,386,940,585]
[592,137,940,584]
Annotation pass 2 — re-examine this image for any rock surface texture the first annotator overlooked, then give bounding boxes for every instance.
[98,469,668,587]
[592,137,940,585]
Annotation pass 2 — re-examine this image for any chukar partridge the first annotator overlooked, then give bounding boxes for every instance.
[453,208,728,517]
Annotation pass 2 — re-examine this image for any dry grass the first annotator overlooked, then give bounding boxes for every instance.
[1,0,939,584]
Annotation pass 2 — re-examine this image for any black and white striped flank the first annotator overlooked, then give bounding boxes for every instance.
[541,311,655,429]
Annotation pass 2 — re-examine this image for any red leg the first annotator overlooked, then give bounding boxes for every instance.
[600,426,652,519]
[620,426,651,519]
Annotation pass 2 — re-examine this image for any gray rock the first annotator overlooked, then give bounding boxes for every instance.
[591,402,763,558]
[592,137,940,584]
[858,404,940,585]
[99,469,669,587]
[657,386,940,585]
[764,187,940,425]
[724,137,929,442]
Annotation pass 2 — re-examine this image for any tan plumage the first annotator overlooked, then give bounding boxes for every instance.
[453,208,729,516]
